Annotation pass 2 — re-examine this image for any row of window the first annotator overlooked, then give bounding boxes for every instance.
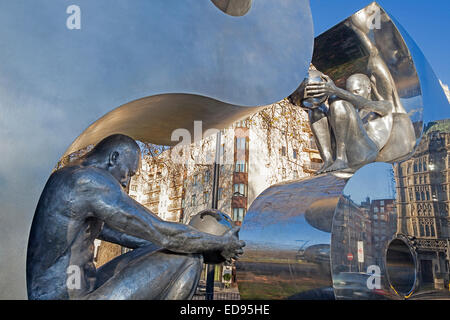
[184,183,248,207]
[233,207,246,222]
[417,223,436,238]
[280,146,298,159]
[407,159,428,174]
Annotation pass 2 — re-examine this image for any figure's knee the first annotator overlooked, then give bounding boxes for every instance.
[329,100,352,120]
[178,253,204,274]
[160,253,204,300]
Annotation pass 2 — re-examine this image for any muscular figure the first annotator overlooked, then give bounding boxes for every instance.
[304,72,394,173]
[26,134,244,300]
[347,2,406,114]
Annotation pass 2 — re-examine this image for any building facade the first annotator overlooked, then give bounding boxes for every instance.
[394,120,450,289]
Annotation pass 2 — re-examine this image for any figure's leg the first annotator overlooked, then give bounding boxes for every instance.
[326,100,351,171]
[85,246,203,300]
[309,108,334,173]
[326,100,378,172]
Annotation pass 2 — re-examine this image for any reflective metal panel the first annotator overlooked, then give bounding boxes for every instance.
[0,1,313,298]
[237,2,450,300]
[330,4,450,300]
[237,174,346,299]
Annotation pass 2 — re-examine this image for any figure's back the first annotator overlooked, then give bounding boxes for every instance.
[26,164,97,299]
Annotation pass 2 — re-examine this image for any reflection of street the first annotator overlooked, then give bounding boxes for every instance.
[333,272,391,300]
[237,248,332,299]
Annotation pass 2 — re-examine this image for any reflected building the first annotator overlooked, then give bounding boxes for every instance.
[394,119,450,290]
[333,195,373,273]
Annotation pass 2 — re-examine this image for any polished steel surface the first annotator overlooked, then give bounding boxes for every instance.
[0,1,313,298]
[237,2,450,300]
[290,2,419,174]
[237,174,347,299]
[61,0,314,154]
[65,94,266,156]
[27,135,244,299]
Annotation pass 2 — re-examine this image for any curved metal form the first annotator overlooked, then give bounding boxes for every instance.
[236,174,346,300]
[0,0,313,299]
[385,237,418,297]
[237,2,450,300]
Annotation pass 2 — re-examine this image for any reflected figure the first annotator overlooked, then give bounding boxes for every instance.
[346,3,416,162]
[301,69,394,173]
[27,134,244,300]
[347,2,405,114]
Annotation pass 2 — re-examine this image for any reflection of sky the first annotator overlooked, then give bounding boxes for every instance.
[401,96,423,124]
[343,163,395,205]
[241,214,330,250]
[311,0,450,86]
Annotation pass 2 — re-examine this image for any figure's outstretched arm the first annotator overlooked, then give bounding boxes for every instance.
[97,225,155,249]
[79,169,244,262]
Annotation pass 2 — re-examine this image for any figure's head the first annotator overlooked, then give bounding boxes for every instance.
[86,134,141,188]
[346,73,371,99]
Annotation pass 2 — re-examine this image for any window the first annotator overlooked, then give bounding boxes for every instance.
[181,198,185,209]
[235,160,247,173]
[236,120,249,128]
[419,224,425,237]
[233,208,246,222]
[218,188,223,200]
[293,149,298,160]
[204,191,210,205]
[191,194,196,206]
[204,170,210,183]
[130,185,137,191]
[281,146,286,156]
[193,174,198,186]
[233,183,248,197]
[236,137,247,151]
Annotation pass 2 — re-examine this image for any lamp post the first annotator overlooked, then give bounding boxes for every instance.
[206,131,222,300]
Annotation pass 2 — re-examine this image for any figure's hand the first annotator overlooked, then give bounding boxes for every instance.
[305,74,338,98]
[220,226,245,264]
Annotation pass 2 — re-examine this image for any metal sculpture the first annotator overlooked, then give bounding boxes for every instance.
[0,0,313,299]
[27,134,244,299]
[236,3,450,300]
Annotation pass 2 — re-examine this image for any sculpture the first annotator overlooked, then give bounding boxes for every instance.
[294,47,416,174]
[300,68,394,173]
[26,134,244,300]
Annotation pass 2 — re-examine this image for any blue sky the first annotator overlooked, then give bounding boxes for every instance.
[311,0,450,86]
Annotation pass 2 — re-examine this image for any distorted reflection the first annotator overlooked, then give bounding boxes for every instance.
[237,2,449,300]
[334,121,450,299]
